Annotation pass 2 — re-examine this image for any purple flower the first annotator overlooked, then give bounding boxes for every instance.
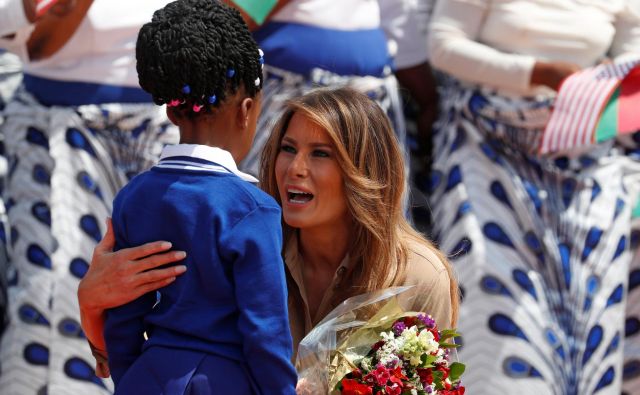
[392,321,406,336]
[425,385,433,393]
[418,314,436,328]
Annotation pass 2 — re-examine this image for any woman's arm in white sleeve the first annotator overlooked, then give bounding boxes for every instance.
[0,0,35,61]
[0,0,34,36]
[610,0,640,60]
[428,0,536,93]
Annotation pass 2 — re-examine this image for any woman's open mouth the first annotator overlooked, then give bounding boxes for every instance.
[287,188,314,204]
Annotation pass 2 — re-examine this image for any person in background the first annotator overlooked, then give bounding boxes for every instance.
[378,0,440,229]
[0,49,21,338]
[427,0,640,393]
[226,0,409,185]
[0,1,178,393]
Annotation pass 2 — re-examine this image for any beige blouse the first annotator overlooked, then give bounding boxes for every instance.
[284,234,454,352]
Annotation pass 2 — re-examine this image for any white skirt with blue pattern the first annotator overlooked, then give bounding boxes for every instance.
[429,75,640,395]
[0,88,179,395]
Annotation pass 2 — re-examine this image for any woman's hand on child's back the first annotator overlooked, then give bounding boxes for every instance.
[78,218,187,312]
[77,218,188,353]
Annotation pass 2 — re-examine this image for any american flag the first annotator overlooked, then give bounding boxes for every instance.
[539,57,640,155]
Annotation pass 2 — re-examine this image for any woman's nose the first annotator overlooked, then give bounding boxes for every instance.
[288,153,308,178]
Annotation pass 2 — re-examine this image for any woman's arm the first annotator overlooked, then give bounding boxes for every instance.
[609,0,640,59]
[77,219,187,375]
[26,0,94,60]
[1,0,95,61]
[428,0,579,93]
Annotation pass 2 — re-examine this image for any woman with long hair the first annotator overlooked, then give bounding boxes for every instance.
[77,87,458,380]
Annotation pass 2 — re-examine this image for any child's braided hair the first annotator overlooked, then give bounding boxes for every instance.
[136,0,263,115]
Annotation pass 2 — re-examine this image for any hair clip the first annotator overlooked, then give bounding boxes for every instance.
[182,84,191,94]
[192,104,203,113]
[168,99,181,107]
[254,77,261,87]
[208,95,217,104]
[226,68,235,78]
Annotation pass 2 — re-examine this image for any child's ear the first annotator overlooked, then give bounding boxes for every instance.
[238,97,255,130]
[166,107,180,125]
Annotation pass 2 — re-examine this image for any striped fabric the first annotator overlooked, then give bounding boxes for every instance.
[540,58,640,154]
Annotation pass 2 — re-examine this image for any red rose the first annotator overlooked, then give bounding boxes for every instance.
[435,364,449,380]
[429,327,440,341]
[403,317,419,327]
[373,366,391,386]
[385,384,402,395]
[416,368,433,385]
[389,367,408,385]
[341,379,373,395]
[371,340,386,351]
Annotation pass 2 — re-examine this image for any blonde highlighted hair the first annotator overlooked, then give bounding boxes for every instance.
[260,87,459,326]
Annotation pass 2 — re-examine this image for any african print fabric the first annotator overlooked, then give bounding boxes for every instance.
[429,76,640,394]
[0,88,178,395]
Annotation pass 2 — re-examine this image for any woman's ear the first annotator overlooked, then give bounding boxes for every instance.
[237,97,255,130]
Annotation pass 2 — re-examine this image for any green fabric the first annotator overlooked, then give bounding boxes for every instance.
[633,198,640,219]
[232,0,278,25]
[595,86,620,143]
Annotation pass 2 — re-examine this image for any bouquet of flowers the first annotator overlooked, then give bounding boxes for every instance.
[296,287,465,395]
[335,313,464,395]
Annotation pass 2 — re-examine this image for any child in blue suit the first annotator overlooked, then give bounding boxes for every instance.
[103,1,297,393]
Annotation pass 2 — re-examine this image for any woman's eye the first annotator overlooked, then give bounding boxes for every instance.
[313,150,330,158]
[280,144,296,154]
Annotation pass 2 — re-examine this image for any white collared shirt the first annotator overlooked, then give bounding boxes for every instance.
[156,144,258,184]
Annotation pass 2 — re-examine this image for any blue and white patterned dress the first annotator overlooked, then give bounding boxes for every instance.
[0,88,178,395]
[429,76,640,394]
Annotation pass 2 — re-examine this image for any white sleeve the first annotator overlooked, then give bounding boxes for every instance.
[610,0,640,60]
[378,0,429,69]
[0,0,34,62]
[428,0,536,93]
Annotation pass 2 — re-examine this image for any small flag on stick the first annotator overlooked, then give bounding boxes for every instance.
[540,58,640,154]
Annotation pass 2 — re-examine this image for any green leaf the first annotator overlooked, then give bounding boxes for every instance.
[421,354,437,367]
[439,329,461,341]
[449,362,466,381]
[440,342,461,349]
[432,370,444,386]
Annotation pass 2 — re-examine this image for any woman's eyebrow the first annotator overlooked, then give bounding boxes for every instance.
[309,143,333,149]
[281,136,297,144]
[281,136,332,149]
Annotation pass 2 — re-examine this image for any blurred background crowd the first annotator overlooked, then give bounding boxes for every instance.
[0,0,639,394]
